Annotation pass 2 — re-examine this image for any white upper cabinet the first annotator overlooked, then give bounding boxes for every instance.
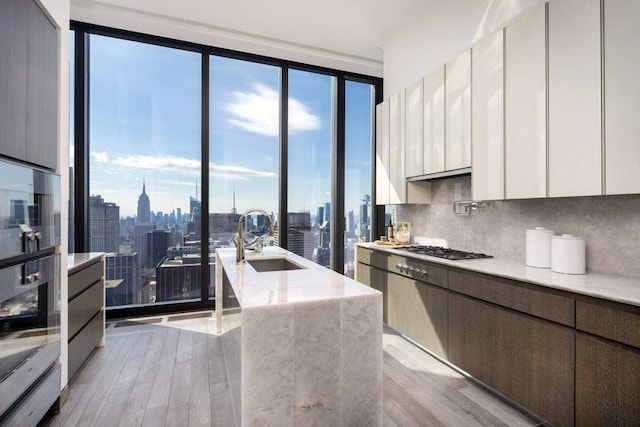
[405,79,423,178]
[604,0,640,195]
[548,0,602,197]
[423,66,445,175]
[445,50,471,171]
[472,29,504,201]
[375,102,390,205]
[389,92,406,204]
[505,3,547,200]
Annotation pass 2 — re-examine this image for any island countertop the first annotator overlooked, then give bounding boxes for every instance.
[216,246,380,309]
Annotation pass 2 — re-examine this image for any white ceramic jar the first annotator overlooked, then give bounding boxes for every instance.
[551,234,586,274]
[525,227,556,268]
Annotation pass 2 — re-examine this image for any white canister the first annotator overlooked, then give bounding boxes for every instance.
[525,227,555,268]
[551,234,586,275]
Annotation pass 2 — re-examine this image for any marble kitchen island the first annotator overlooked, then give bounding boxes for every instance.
[215,246,382,426]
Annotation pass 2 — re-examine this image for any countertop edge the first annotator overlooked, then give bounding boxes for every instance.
[357,243,640,308]
[217,247,381,309]
[68,252,105,274]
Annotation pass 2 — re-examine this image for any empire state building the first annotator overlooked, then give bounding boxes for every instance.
[136,179,151,224]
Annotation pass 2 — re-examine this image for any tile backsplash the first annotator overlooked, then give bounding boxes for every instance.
[394,176,640,278]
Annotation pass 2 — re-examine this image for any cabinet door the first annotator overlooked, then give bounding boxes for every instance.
[548,0,601,197]
[356,263,387,323]
[472,29,504,201]
[448,294,574,427]
[388,92,406,204]
[0,0,28,161]
[375,102,390,205]
[387,273,448,358]
[404,79,423,178]
[604,0,640,195]
[445,50,471,171]
[576,334,640,426]
[423,67,445,174]
[26,0,58,170]
[505,3,547,199]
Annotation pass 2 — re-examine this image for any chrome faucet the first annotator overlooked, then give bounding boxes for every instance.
[236,208,275,263]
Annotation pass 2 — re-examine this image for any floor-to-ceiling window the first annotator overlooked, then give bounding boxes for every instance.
[287,70,335,268]
[70,23,381,317]
[344,81,375,278]
[88,35,202,308]
[208,56,280,296]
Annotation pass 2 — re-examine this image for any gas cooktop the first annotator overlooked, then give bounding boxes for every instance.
[396,245,493,261]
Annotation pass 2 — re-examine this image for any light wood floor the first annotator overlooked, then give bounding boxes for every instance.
[42,311,544,427]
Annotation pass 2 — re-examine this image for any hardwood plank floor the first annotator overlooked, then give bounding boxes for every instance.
[42,312,543,426]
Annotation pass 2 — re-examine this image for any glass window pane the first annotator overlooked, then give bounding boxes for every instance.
[208,56,280,299]
[287,70,335,267]
[344,81,374,278]
[89,35,201,308]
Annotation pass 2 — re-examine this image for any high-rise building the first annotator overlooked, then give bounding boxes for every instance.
[347,210,356,238]
[287,212,315,259]
[136,179,151,224]
[133,223,154,269]
[324,202,331,222]
[316,206,324,227]
[209,213,240,243]
[89,195,119,252]
[147,229,174,268]
[105,252,140,306]
[155,254,207,302]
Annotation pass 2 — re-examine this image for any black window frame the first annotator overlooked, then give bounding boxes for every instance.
[70,21,383,319]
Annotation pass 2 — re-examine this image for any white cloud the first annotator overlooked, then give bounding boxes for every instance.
[95,152,275,181]
[90,151,109,163]
[225,83,320,136]
[114,154,200,173]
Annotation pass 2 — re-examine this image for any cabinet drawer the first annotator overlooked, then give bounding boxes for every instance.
[356,247,374,265]
[383,253,448,289]
[69,260,104,298]
[69,279,104,339]
[68,312,103,379]
[576,300,640,348]
[448,270,575,327]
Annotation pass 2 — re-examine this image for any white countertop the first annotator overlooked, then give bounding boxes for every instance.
[217,246,379,309]
[358,243,640,307]
[67,252,105,273]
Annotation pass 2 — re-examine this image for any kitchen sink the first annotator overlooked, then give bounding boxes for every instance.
[247,257,306,272]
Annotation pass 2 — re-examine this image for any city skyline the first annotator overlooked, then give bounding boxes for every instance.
[74,34,373,217]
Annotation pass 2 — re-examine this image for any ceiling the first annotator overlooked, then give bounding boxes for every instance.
[70,0,433,65]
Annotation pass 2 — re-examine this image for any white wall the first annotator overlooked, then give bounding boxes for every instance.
[39,0,71,390]
[382,0,545,97]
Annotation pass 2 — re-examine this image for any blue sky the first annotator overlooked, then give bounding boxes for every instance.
[81,35,373,219]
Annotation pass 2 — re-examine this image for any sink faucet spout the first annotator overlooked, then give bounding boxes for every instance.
[236,208,274,263]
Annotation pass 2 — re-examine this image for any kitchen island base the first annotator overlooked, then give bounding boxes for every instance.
[216,247,383,426]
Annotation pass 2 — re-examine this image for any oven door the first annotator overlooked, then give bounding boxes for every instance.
[0,254,60,417]
[0,159,61,261]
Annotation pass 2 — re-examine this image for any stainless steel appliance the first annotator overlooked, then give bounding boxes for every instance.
[0,159,61,425]
[396,245,492,260]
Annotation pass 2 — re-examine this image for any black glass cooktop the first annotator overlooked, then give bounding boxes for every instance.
[397,245,493,260]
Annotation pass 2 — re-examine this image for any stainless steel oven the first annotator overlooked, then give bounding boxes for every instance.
[0,159,61,425]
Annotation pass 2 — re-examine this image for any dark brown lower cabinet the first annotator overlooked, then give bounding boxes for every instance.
[576,334,640,426]
[387,273,448,359]
[448,293,575,427]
